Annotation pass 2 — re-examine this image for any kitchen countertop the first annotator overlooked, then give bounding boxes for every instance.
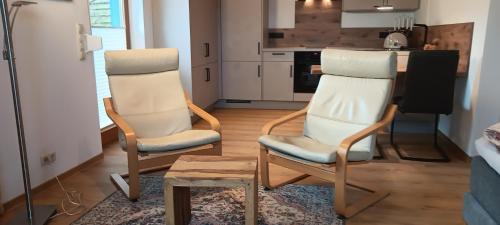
[263,46,410,55]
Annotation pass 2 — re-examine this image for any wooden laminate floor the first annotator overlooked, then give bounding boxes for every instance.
[0,108,470,225]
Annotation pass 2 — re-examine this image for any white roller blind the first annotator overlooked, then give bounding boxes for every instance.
[92,28,126,128]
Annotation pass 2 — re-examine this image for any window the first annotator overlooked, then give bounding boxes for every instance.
[89,0,127,129]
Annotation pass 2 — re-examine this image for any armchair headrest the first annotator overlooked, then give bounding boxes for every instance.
[321,49,397,79]
[105,48,179,75]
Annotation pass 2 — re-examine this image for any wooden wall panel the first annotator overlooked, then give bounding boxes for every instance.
[414,23,474,75]
[267,0,387,48]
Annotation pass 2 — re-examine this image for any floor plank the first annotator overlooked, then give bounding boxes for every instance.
[0,108,470,225]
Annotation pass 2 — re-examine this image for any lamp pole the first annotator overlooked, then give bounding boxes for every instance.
[0,0,35,222]
[1,1,56,225]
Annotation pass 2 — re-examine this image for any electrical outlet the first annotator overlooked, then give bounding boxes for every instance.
[40,153,56,167]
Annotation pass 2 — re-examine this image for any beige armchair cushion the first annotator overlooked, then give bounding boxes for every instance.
[259,135,371,163]
[259,49,396,163]
[137,130,221,153]
[105,49,195,150]
[105,48,179,75]
[321,49,397,79]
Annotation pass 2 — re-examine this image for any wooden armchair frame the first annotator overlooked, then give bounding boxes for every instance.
[104,94,222,201]
[260,104,398,218]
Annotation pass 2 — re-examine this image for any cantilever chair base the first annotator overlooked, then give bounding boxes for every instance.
[110,143,222,200]
[259,103,397,219]
[104,96,223,201]
[260,147,390,218]
[390,114,450,163]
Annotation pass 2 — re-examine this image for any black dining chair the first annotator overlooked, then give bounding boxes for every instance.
[391,50,460,162]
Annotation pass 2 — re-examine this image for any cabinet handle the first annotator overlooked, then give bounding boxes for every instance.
[290,65,293,78]
[272,52,285,56]
[204,43,210,57]
[258,42,261,55]
[257,65,261,78]
[205,68,211,82]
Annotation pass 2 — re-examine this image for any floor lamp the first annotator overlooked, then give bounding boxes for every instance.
[1,1,57,225]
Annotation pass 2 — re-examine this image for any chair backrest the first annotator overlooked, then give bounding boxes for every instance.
[304,49,397,157]
[105,48,192,139]
[400,50,459,114]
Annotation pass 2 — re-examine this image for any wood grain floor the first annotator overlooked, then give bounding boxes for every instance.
[0,108,470,225]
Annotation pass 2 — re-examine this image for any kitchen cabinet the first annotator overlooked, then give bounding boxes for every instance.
[268,0,295,29]
[343,0,420,12]
[192,63,219,109]
[262,51,294,101]
[221,0,265,100]
[221,0,263,61]
[151,0,220,108]
[190,0,218,67]
[263,61,294,101]
[222,62,262,100]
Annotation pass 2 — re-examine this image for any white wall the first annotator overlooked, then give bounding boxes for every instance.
[128,0,154,49]
[415,0,492,155]
[0,0,102,202]
[473,0,500,150]
[150,0,193,96]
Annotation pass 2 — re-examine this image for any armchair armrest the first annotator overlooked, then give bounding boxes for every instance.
[184,94,221,133]
[103,98,137,148]
[337,104,398,158]
[261,107,309,135]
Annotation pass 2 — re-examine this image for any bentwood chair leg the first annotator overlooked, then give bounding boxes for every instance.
[373,138,386,160]
[127,151,140,201]
[213,141,223,156]
[334,158,347,218]
[259,145,272,190]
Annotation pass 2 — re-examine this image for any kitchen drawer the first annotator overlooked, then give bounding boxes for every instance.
[263,51,294,62]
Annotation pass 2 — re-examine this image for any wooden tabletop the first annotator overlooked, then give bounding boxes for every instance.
[165,156,258,185]
[311,61,407,75]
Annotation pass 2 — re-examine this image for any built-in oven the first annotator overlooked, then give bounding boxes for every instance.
[294,51,322,93]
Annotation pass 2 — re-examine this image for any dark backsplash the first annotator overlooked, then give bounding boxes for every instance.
[266,0,388,48]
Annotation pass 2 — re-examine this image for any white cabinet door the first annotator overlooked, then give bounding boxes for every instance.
[268,0,295,29]
[393,0,420,11]
[190,0,219,67]
[343,0,419,12]
[192,63,220,109]
[221,0,262,61]
[222,62,262,100]
[263,61,293,101]
[343,0,381,11]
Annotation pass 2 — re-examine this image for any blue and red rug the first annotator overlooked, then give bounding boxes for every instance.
[72,176,344,225]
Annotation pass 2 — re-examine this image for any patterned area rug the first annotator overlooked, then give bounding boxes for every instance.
[72,176,345,225]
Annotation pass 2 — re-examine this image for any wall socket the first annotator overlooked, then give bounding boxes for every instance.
[40,153,57,167]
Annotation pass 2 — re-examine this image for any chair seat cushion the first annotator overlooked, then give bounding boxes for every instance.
[137,130,220,153]
[259,135,372,164]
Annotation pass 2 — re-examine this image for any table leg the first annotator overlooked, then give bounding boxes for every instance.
[244,178,258,225]
[165,184,191,225]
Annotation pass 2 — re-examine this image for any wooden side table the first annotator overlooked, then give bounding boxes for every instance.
[164,155,258,225]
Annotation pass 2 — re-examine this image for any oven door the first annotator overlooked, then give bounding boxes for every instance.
[294,51,322,93]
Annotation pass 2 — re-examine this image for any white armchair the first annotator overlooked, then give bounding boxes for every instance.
[104,48,222,201]
[259,49,398,218]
